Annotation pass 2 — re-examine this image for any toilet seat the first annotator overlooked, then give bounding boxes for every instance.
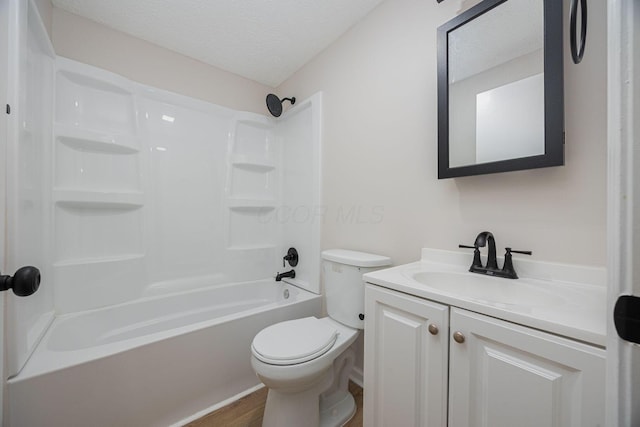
[251,317,338,366]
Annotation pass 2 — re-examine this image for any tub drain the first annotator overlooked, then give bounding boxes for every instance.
[283,289,290,299]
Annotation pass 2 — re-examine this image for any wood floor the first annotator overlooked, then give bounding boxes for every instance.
[187,381,363,427]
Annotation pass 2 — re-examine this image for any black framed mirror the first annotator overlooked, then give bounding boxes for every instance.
[437,0,564,179]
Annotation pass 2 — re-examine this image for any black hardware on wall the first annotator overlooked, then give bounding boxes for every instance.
[283,247,298,268]
[266,94,295,118]
[570,0,587,64]
[614,295,640,345]
[0,266,41,297]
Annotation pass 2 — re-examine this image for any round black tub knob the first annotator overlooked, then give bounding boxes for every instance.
[0,266,41,297]
[283,247,299,268]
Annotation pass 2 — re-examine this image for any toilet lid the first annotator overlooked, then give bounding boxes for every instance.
[251,317,338,365]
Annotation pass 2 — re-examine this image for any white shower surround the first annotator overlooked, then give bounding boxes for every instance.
[50,57,322,315]
[5,10,324,424]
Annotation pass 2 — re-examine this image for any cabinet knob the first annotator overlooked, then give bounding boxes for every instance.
[428,324,439,335]
[453,331,465,344]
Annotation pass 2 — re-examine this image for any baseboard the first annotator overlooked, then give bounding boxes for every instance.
[350,367,363,388]
[171,383,265,427]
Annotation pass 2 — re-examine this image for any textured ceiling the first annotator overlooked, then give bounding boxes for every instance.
[52,0,385,87]
[449,0,543,83]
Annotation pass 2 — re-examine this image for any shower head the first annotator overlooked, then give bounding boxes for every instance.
[266,94,296,117]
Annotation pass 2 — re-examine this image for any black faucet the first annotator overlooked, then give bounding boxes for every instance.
[275,270,296,281]
[474,231,498,270]
[459,232,531,279]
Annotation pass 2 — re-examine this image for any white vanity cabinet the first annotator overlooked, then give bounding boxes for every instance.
[363,284,449,427]
[363,284,606,427]
[448,307,606,427]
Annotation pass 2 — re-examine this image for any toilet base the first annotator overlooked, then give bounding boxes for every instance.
[319,389,356,427]
[261,347,356,427]
[262,368,333,427]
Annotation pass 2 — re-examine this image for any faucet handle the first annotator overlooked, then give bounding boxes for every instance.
[459,244,482,269]
[502,248,532,279]
[283,247,298,268]
[505,248,532,256]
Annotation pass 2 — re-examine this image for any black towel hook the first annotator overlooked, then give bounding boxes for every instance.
[570,0,587,64]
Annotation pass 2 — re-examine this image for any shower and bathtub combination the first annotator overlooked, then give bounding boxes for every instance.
[3,2,323,425]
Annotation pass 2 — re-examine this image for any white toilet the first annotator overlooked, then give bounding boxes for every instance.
[251,249,391,427]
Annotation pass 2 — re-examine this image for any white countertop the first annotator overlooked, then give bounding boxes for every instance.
[363,249,607,347]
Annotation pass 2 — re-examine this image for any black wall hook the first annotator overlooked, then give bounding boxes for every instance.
[570,0,587,64]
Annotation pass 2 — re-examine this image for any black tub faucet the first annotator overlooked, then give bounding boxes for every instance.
[275,270,296,281]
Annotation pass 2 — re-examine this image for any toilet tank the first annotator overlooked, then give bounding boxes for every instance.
[322,249,392,329]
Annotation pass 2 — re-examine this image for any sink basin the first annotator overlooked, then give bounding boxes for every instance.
[409,271,566,307]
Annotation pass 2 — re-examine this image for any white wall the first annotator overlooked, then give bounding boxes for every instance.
[277,0,607,267]
[51,8,272,114]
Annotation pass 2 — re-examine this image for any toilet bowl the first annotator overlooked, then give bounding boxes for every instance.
[251,317,359,427]
[250,249,392,427]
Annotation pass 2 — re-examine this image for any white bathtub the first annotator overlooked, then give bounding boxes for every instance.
[7,280,321,427]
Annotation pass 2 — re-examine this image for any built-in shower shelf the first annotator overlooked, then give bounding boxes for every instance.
[54,189,144,209]
[227,199,276,209]
[56,124,139,154]
[230,155,275,171]
[53,253,145,267]
[231,161,276,172]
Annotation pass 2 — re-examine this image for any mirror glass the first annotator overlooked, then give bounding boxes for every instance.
[438,0,564,179]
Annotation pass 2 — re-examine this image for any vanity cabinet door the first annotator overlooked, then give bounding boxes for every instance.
[448,308,606,427]
[363,284,449,427]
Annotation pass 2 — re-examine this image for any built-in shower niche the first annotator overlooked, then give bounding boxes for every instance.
[54,203,143,262]
[227,117,279,251]
[55,134,140,191]
[54,58,141,201]
[232,119,275,165]
[224,116,280,282]
[52,202,145,312]
[52,58,145,312]
[230,120,276,193]
[229,164,275,200]
[55,66,136,135]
